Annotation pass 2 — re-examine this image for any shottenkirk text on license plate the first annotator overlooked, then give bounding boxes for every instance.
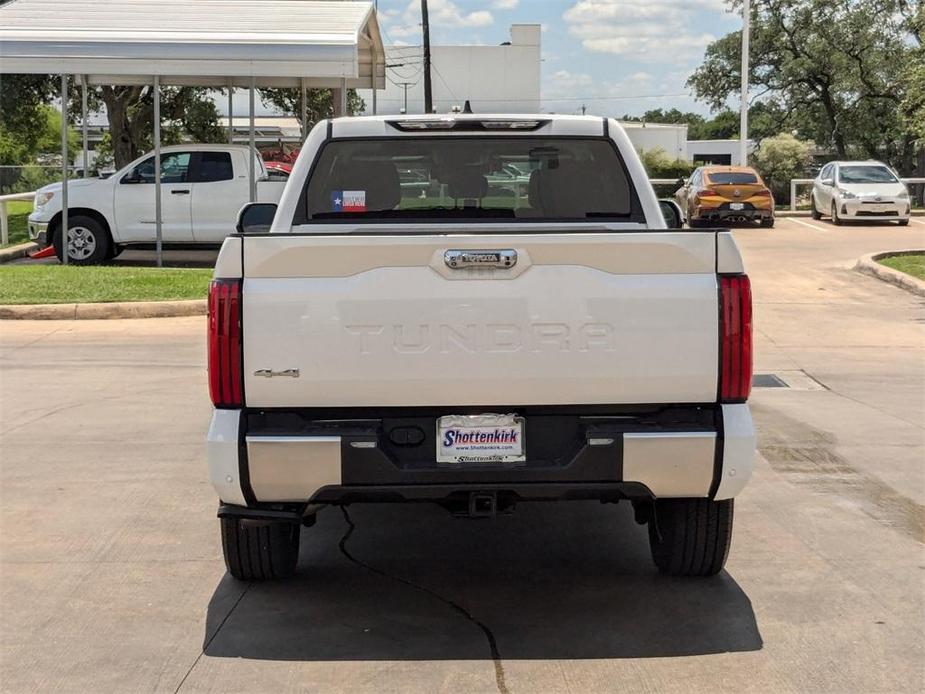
[437,414,525,464]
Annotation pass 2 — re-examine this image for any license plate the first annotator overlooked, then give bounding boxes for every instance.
[729,202,745,210]
[437,414,525,464]
[868,205,892,213]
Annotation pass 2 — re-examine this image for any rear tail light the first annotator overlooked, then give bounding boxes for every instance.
[753,189,772,197]
[696,188,719,198]
[208,278,242,408]
[719,274,752,402]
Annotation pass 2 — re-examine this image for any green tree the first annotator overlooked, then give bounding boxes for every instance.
[751,132,812,202]
[259,87,366,132]
[0,104,78,192]
[688,0,920,173]
[620,106,783,142]
[94,85,225,169]
[637,147,696,178]
[900,6,925,142]
[0,74,58,164]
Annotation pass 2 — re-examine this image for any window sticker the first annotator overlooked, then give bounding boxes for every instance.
[331,190,367,212]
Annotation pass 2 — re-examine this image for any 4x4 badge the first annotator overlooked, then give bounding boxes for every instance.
[253,369,300,378]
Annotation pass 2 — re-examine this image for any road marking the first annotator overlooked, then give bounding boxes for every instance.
[788,217,829,232]
[908,218,925,227]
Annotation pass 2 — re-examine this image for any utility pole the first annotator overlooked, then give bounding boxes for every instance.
[397,82,412,113]
[739,0,750,166]
[421,0,433,113]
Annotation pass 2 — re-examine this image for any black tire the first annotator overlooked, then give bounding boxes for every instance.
[897,218,909,227]
[648,498,733,577]
[831,202,843,226]
[221,517,300,580]
[810,195,822,220]
[760,217,775,228]
[53,215,111,265]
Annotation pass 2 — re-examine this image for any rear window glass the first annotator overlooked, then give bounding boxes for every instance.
[837,166,897,184]
[706,172,759,185]
[298,137,637,223]
[195,152,234,183]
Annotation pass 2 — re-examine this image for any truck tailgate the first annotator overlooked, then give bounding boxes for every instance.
[240,232,720,408]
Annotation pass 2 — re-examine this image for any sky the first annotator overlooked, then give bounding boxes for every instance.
[373,0,743,117]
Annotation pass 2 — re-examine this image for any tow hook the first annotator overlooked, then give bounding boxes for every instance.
[468,492,497,518]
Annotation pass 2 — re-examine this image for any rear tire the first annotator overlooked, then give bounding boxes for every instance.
[648,498,733,577]
[221,517,300,580]
[810,195,822,220]
[760,217,774,228]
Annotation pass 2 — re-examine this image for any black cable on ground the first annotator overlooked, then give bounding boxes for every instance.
[338,506,510,694]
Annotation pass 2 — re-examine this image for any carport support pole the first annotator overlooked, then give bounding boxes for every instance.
[790,179,797,212]
[154,75,163,268]
[249,76,256,203]
[228,81,234,144]
[339,78,347,116]
[60,74,68,266]
[81,76,89,178]
[371,50,377,115]
[301,78,308,141]
[739,0,750,167]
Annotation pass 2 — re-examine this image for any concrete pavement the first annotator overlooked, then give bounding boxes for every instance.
[1,217,923,693]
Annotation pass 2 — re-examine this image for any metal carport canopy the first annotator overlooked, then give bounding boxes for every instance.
[0,0,385,267]
[0,0,386,89]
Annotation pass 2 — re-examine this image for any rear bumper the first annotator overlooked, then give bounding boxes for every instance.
[208,404,755,508]
[695,205,772,222]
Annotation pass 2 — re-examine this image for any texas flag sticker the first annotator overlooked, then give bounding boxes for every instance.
[331,190,366,212]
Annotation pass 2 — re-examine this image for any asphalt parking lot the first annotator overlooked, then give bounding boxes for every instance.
[1,217,923,693]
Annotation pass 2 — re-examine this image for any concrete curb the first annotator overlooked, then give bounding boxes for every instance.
[0,299,207,320]
[0,241,39,263]
[855,250,925,297]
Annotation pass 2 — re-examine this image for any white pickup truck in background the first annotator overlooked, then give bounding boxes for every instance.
[207,114,756,581]
[28,144,285,263]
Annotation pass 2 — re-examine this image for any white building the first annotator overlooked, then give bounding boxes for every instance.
[619,122,688,161]
[686,139,756,166]
[616,122,758,167]
[359,24,541,115]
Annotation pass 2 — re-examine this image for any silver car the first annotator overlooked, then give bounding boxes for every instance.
[811,160,911,226]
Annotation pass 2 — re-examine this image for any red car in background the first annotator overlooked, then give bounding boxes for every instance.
[263,160,292,181]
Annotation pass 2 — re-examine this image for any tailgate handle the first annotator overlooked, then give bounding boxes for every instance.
[444,249,517,269]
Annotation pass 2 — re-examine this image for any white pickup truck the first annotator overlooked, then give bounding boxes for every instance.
[207,114,756,580]
[28,144,285,263]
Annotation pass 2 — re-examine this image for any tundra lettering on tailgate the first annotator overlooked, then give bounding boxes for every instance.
[344,322,617,354]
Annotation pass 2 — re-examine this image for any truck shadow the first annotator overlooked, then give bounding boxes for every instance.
[203,501,762,661]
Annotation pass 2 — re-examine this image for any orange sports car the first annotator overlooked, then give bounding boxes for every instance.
[675,165,775,228]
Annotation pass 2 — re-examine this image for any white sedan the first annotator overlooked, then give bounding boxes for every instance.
[811,160,911,226]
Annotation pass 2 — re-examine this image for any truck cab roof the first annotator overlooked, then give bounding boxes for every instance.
[330,114,611,138]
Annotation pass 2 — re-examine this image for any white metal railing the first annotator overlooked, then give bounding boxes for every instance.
[790,177,925,211]
[0,191,36,246]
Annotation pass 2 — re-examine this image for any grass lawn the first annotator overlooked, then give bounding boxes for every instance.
[1,200,33,247]
[879,253,925,281]
[0,265,213,304]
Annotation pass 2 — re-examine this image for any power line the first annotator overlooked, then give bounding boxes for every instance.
[430,60,458,102]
